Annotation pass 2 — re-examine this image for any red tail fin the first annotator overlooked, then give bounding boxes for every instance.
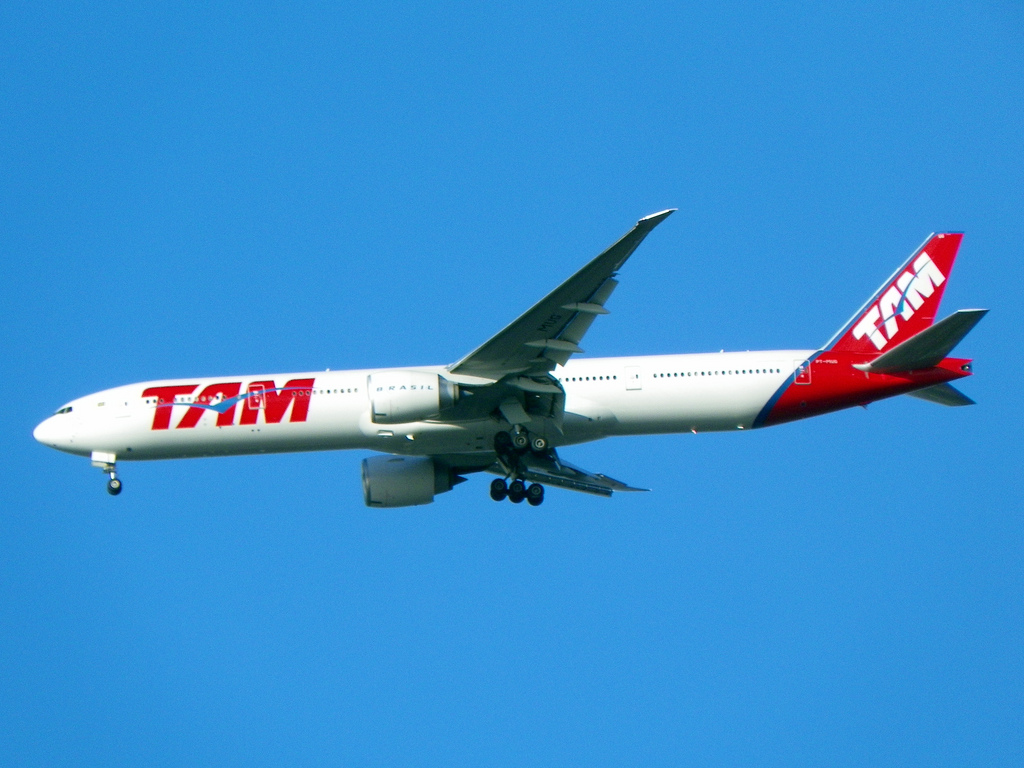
[827,233,963,354]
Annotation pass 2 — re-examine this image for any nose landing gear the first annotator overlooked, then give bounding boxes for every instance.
[91,451,123,496]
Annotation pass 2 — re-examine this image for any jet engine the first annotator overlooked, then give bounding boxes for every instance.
[367,371,458,424]
[361,455,463,508]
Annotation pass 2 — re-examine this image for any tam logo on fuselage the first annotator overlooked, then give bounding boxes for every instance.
[852,253,945,350]
[141,378,316,430]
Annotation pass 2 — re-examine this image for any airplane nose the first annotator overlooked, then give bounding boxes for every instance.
[34,417,56,445]
[34,416,72,449]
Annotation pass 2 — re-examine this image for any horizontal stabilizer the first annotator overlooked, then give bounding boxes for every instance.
[906,382,976,407]
[855,309,988,373]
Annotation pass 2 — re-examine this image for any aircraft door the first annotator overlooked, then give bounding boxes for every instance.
[247,383,267,409]
[794,359,812,385]
[625,366,642,390]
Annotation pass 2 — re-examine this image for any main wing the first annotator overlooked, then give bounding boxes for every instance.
[448,209,675,381]
[431,211,673,500]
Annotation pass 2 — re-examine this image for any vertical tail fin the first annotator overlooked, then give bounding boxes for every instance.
[825,233,963,354]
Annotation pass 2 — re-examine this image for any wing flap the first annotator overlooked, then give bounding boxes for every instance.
[559,278,618,350]
[493,449,647,497]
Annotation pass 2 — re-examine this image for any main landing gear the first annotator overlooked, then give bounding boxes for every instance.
[489,478,545,506]
[490,429,547,506]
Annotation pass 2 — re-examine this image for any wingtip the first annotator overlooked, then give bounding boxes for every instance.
[639,208,676,224]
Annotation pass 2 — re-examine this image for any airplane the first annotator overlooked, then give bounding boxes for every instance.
[33,210,986,506]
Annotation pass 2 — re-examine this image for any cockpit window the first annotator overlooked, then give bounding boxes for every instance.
[54,406,73,415]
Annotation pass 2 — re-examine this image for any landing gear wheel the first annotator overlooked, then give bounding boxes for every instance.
[530,436,547,453]
[494,431,513,452]
[512,432,529,450]
[508,479,526,504]
[526,483,544,506]
[107,478,122,496]
[489,478,508,502]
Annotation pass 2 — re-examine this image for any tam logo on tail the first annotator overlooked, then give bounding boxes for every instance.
[829,233,962,355]
[852,253,945,350]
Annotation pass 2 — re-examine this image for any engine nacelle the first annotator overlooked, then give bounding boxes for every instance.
[361,455,460,508]
[368,371,457,424]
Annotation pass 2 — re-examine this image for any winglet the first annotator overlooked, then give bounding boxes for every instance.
[640,209,677,223]
[605,209,676,272]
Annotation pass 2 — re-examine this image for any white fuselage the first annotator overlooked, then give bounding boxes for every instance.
[33,351,812,462]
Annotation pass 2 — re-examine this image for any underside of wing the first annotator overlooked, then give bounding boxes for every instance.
[488,448,647,497]
[448,210,675,381]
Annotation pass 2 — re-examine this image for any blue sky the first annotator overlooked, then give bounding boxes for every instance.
[2,2,1022,766]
